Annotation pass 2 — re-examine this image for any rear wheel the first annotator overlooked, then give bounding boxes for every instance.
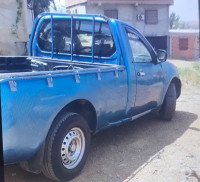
[159,83,177,121]
[42,112,91,181]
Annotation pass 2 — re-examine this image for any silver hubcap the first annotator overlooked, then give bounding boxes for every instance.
[61,127,85,169]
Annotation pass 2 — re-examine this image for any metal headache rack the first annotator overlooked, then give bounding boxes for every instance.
[37,13,111,63]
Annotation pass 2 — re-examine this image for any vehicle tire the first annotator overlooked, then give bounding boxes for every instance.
[42,112,91,181]
[159,83,177,121]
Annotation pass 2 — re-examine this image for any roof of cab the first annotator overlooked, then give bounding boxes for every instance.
[37,13,110,22]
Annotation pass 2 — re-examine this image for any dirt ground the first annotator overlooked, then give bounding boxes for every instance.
[4,60,200,182]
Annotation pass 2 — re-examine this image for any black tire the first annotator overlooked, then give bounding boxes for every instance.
[42,112,91,181]
[159,83,177,121]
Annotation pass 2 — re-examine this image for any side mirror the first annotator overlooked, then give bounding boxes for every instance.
[157,49,167,63]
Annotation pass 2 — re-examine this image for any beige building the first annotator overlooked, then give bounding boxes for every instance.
[0,0,33,56]
[0,0,66,56]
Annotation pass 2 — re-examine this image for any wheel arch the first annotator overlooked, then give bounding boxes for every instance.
[53,99,97,133]
[170,77,181,99]
[20,99,97,174]
[161,76,181,106]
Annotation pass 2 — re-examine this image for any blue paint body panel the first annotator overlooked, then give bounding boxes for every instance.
[1,67,127,163]
[2,13,181,164]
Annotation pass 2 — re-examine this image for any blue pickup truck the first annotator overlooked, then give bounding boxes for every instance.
[1,13,181,181]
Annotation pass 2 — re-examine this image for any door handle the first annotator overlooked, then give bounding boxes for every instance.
[137,71,146,77]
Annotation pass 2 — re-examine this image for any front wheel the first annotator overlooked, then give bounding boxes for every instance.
[159,83,177,121]
[42,112,91,181]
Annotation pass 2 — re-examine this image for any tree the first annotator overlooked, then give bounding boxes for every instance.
[169,12,180,29]
[27,0,56,18]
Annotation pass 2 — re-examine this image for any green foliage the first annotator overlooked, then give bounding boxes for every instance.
[16,0,23,24]
[169,12,190,29]
[193,62,200,72]
[178,66,200,85]
[169,12,180,29]
[11,0,56,35]
[33,0,56,18]
[11,0,23,35]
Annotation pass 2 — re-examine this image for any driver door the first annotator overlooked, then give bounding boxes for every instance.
[126,29,164,115]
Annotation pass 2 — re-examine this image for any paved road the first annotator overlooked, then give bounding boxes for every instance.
[4,89,200,182]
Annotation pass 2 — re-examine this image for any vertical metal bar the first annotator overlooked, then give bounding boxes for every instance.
[71,16,73,61]
[51,15,54,59]
[92,17,95,63]
[9,81,17,91]
[47,77,53,87]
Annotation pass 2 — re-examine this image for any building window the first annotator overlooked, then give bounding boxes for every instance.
[179,38,188,50]
[104,10,118,19]
[145,10,158,24]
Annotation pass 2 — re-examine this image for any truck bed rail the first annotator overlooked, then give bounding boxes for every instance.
[0,57,125,91]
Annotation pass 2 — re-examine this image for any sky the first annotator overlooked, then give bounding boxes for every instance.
[55,0,66,7]
[170,0,199,22]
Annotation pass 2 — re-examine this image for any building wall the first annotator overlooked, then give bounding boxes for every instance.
[66,2,171,53]
[25,8,34,36]
[84,3,169,37]
[83,3,170,52]
[69,4,87,14]
[133,4,169,36]
[66,0,87,8]
[0,0,32,56]
[171,36,196,60]
[86,4,134,25]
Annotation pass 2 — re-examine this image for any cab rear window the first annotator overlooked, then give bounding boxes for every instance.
[37,18,116,58]
[37,19,52,52]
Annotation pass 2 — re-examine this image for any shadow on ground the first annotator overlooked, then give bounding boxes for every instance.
[5,111,198,182]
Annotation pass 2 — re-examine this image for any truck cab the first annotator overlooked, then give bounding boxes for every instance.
[29,13,180,115]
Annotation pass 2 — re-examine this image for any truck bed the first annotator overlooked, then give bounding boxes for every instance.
[0,56,124,80]
[1,56,127,164]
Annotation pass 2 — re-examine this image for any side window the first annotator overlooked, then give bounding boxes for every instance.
[94,22,116,57]
[53,19,71,54]
[37,19,52,52]
[127,30,152,63]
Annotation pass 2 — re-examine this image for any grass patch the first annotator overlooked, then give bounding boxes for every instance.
[178,67,200,85]
[193,62,200,73]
